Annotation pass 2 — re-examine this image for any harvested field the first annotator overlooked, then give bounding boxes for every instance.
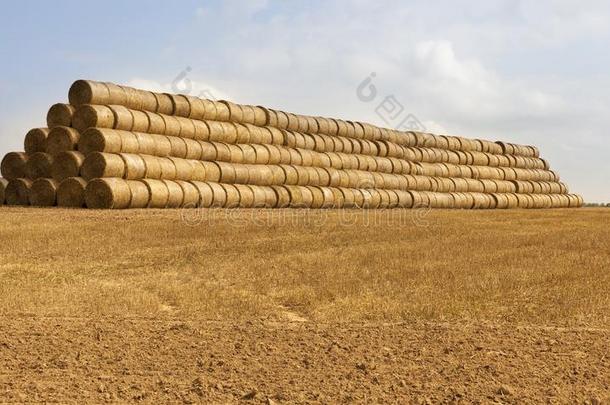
[0,207,608,403]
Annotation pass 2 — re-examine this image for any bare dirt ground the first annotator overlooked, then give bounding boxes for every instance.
[0,207,609,403]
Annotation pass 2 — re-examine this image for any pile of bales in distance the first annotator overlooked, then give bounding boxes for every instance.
[0,79,583,209]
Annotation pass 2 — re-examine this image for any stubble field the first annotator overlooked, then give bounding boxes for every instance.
[0,207,608,403]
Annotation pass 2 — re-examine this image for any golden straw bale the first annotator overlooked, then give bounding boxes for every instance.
[24,128,50,154]
[5,178,33,205]
[46,127,80,155]
[56,177,88,207]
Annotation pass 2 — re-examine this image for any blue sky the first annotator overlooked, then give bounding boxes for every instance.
[1,0,609,201]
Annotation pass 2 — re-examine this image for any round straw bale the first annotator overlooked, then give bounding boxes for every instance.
[220,144,242,164]
[68,80,110,106]
[166,94,190,117]
[206,121,225,142]
[156,157,176,180]
[161,115,181,137]
[130,110,150,133]
[208,142,228,162]
[279,165,297,185]
[118,86,142,110]
[195,141,215,161]
[94,83,125,107]
[125,180,150,208]
[1,152,28,180]
[5,178,33,205]
[269,186,289,208]
[57,177,87,207]
[78,128,117,154]
[52,151,85,181]
[260,186,277,208]
[248,185,268,208]
[181,138,201,160]
[514,193,530,209]
[205,100,226,122]
[271,110,287,129]
[239,105,256,125]
[247,165,265,186]
[395,190,414,208]
[332,120,347,138]
[267,165,285,185]
[323,168,340,188]
[480,179,498,193]
[338,188,356,208]
[349,189,365,208]
[314,117,329,134]
[190,120,210,142]
[436,193,454,209]
[377,189,392,209]
[162,180,184,208]
[260,145,280,165]
[299,186,314,208]
[23,128,50,154]
[25,152,53,180]
[296,115,309,133]
[302,134,318,151]
[283,185,303,207]
[118,153,146,179]
[29,178,59,207]
[85,178,131,209]
[250,106,267,127]
[107,105,134,131]
[138,155,160,179]
[209,183,229,208]
[154,93,174,115]
[232,184,254,208]
[176,180,200,208]
[249,144,269,165]
[326,187,342,208]
[313,186,332,208]
[46,127,80,155]
[285,148,301,166]
[359,188,378,209]
[571,194,584,208]
[167,136,187,159]
[265,127,284,145]
[122,131,146,155]
[194,161,218,182]
[286,132,303,148]
[449,193,466,209]
[0,178,7,204]
[188,181,212,207]
[183,95,203,120]
[140,179,169,208]
[72,105,115,133]
[284,113,298,132]
[293,166,310,186]
[262,107,278,127]
[218,101,242,123]
[334,170,349,188]
[215,122,236,144]
[136,90,158,112]
[215,162,235,184]
[303,186,323,209]
[220,184,239,208]
[81,152,125,180]
[232,164,249,184]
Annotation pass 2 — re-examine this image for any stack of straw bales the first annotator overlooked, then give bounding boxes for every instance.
[0,80,583,209]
